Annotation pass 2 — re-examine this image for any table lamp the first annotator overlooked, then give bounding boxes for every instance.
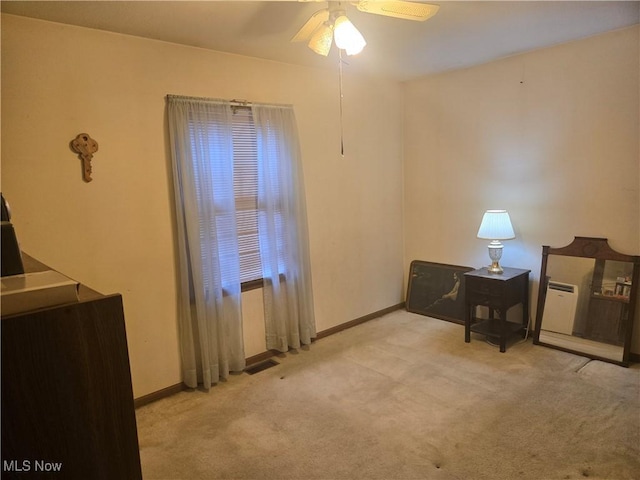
[477,210,515,274]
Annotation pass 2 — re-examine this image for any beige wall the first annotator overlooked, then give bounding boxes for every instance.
[0,14,405,398]
[403,26,640,352]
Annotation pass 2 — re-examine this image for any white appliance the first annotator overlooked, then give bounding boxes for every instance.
[541,281,579,335]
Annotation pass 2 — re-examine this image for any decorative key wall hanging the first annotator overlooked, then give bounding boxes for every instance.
[70,133,99,182]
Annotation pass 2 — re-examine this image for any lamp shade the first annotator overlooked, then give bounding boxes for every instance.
[477,210,515,240]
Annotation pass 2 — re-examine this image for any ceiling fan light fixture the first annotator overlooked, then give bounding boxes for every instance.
[308,23,333,56]
[333,15,366,55]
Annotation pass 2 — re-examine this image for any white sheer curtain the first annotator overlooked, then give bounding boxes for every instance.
[253,104,316,352]
[167,95,245,390]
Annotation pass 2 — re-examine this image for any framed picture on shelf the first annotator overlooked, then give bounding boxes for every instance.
[406,260,474,325]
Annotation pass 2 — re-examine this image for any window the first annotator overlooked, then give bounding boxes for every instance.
[184,104,283,290]
[168,95,316,355]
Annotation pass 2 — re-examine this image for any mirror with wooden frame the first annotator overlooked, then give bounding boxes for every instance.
[533,237,639,366]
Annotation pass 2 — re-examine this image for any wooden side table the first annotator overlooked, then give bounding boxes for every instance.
[464,267,530,352]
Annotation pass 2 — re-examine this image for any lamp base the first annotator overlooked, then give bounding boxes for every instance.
[486,241,504,274]
[487,261,504,274]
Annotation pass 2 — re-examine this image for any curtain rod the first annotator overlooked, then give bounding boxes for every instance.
[166,94,292,110]
[231,99,251,110]
[166,94,247,105]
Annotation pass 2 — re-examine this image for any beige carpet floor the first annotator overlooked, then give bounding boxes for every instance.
[136,310,640,480]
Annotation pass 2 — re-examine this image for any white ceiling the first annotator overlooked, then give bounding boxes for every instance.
[2,1,639,81]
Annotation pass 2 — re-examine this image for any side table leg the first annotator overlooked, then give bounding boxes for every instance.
[499,309,506,353]
[522,275,530,339]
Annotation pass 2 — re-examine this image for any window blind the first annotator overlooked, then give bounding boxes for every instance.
[232,108,262,284]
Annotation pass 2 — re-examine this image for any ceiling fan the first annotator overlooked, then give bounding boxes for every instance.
[292,1,440,56]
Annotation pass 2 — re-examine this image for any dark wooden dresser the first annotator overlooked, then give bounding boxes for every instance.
[1,255,142,479]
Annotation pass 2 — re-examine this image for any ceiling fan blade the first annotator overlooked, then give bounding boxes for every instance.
[356,1,439,21]
[291,9,330,42]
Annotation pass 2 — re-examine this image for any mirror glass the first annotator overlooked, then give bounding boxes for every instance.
[534,237,639,366]
[538,256,634,362]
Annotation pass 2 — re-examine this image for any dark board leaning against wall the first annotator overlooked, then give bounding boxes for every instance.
[406,261,474,325]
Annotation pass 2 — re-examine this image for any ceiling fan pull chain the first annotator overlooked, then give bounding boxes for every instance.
[339,48,344,157]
